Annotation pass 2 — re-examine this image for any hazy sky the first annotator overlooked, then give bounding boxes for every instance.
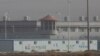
[0,0,100,21]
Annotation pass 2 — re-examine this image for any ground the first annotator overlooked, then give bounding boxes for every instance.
[0,51,99,56]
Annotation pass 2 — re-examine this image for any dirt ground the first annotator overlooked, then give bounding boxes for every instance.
[0,51,99,56]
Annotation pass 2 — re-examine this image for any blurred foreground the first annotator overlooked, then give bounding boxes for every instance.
[0,51,100,56]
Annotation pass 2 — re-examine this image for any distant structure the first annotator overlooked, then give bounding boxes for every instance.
[93,16,99,21]
[64,16,68,22]
[79,16,85,21]
[24,16,30,21]
[0,15,99,52]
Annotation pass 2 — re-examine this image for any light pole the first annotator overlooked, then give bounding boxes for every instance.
[87,0,90,51]
[67,0,71,52]
[4,12,8,40]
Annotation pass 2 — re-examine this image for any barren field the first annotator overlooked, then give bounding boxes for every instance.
[0,51,99,56]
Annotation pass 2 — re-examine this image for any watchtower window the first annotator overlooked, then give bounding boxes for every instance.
[70,27,76,32]
[94,28,99,32]
[79,28,84,32]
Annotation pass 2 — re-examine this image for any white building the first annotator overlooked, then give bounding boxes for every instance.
[0,15,99,52]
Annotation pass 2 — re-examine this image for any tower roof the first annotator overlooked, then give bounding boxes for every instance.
[40,15,57,21]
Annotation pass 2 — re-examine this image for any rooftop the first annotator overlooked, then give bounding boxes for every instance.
[40,15,57,21]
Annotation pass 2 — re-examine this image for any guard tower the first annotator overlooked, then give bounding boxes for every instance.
[40,15,57,35]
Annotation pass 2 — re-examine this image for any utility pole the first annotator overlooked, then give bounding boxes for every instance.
[67,0,71,52]
[4,12,8,40]
[87,0,90,51]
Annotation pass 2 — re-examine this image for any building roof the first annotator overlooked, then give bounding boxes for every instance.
[40,15,57,21]
[0,20,37,27]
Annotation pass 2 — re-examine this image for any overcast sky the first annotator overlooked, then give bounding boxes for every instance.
[0,0,100,21]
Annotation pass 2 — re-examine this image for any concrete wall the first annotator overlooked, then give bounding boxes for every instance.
[0,40,13,52]
[14,40,97,52]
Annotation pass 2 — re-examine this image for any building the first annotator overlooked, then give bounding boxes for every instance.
[0,15,99,52]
